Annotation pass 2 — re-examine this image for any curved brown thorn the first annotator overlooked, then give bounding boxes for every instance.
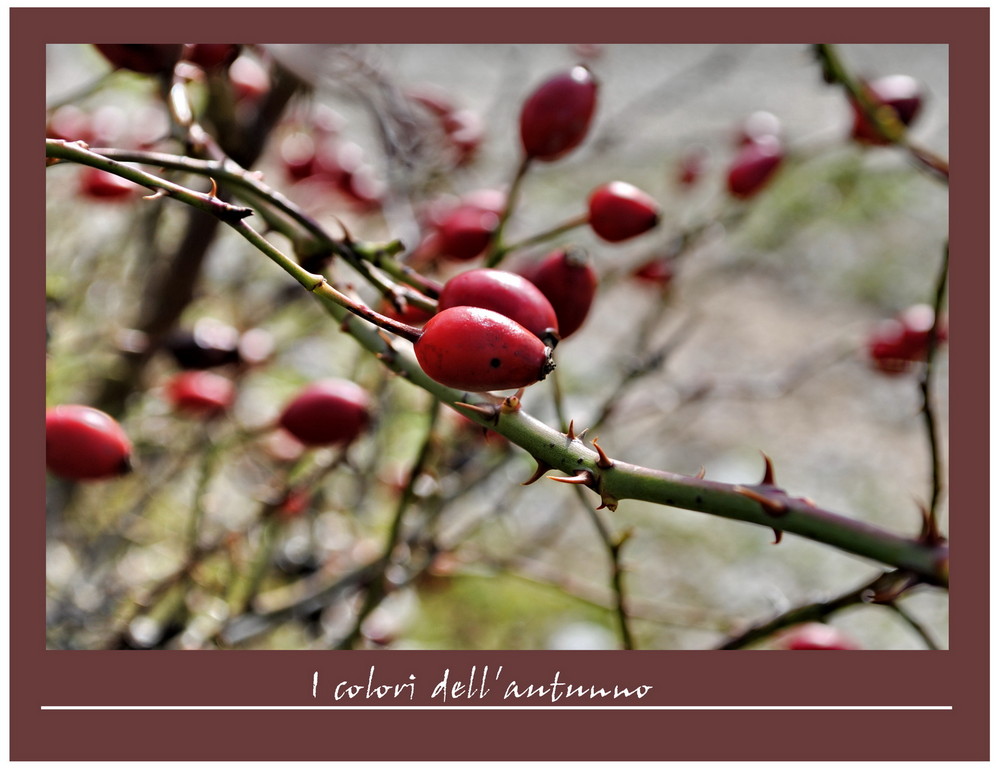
[208,177,218,198]
[591,437,614,469]
[760,451,777,487]
[452,400,500,424]
[549,470,593,486]
[521,460,553,486]
[694,466,707,480]
[565,420,576,441]
[772,528,783,545]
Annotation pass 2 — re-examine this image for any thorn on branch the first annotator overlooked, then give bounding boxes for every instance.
[452,400,501,425]
[549,470,594,486]
[522,460,552,486]
[591,437,614,469]
[760,451,777,487]
[735,485,789,517]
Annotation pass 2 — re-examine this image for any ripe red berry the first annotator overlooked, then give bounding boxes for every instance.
[726,136,784,199]
[278,379,372,447]
[780,623,860,650]
[166,371,235,418]
[414,306,555,392]
[93,44,183,75]
[851,75,924,145]
[520,248,598,339]
[587,181,661,243]
[46,405,133,481]
[519,66,598,161]
[435,204,500,261]
[438,268,560,342]
[80,167,139,201]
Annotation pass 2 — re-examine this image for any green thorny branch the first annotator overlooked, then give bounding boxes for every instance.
[45,139,949,590]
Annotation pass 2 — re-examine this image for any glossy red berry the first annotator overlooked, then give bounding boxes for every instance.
[519,66,598,161]
[587,181,661,243]
[414,306,555,392]
[94,44,183,75]
[46,405,133,481]
[780,623,860,650]
[166,371,235,418]
[80,167,139,201]
[851,75,923,145]
[278,379,372,447]
[726,136,784,199]
[521,248,598,339]
[435,204,500,261]
[438,268,560,342]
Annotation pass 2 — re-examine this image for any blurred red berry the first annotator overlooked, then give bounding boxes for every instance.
[94,44,183,74]
[676,145,708,188]
[187,43,241,70]
[80,167,140,201]
[588,181,661,242]
[632,256,675,289]
[867,304,946,375]
[519,66,598,161]
[851,75,924,145]
[726,136,784,199]
[780,623,860,650]
[435,204,500,261]
[46,405,133,481]
[166,371,235,418]
[278,379,372,447]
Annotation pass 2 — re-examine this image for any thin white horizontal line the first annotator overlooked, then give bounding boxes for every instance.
[40,705,953,711]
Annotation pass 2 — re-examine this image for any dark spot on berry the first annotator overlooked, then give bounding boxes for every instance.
[576,458,583,464]
[490,358,502,368]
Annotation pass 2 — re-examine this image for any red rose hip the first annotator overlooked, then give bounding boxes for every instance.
[46,405,133,481]
[519,66,598,161]
[726,136,784,199]
[587,181,661,243]
[522,248,598,339]
[166,371,235,418]
[278,379,372,447]
[851,75,924,145]
[438,268,559,342]
[415,306,555,392]
[435,204,501,261]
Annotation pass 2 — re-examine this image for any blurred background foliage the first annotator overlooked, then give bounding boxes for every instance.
[46,43,948,650]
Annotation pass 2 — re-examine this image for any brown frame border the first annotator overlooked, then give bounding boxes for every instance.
[17,7,988,761]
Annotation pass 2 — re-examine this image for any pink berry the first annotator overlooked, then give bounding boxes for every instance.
[438,268,560,342]
[867,304,946,375]
[519,66,598,161]
[278,379,372,447]
[588,181,661,243]
[726,136,784,199]
[46,405,133,481]
[780,623,860,650]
